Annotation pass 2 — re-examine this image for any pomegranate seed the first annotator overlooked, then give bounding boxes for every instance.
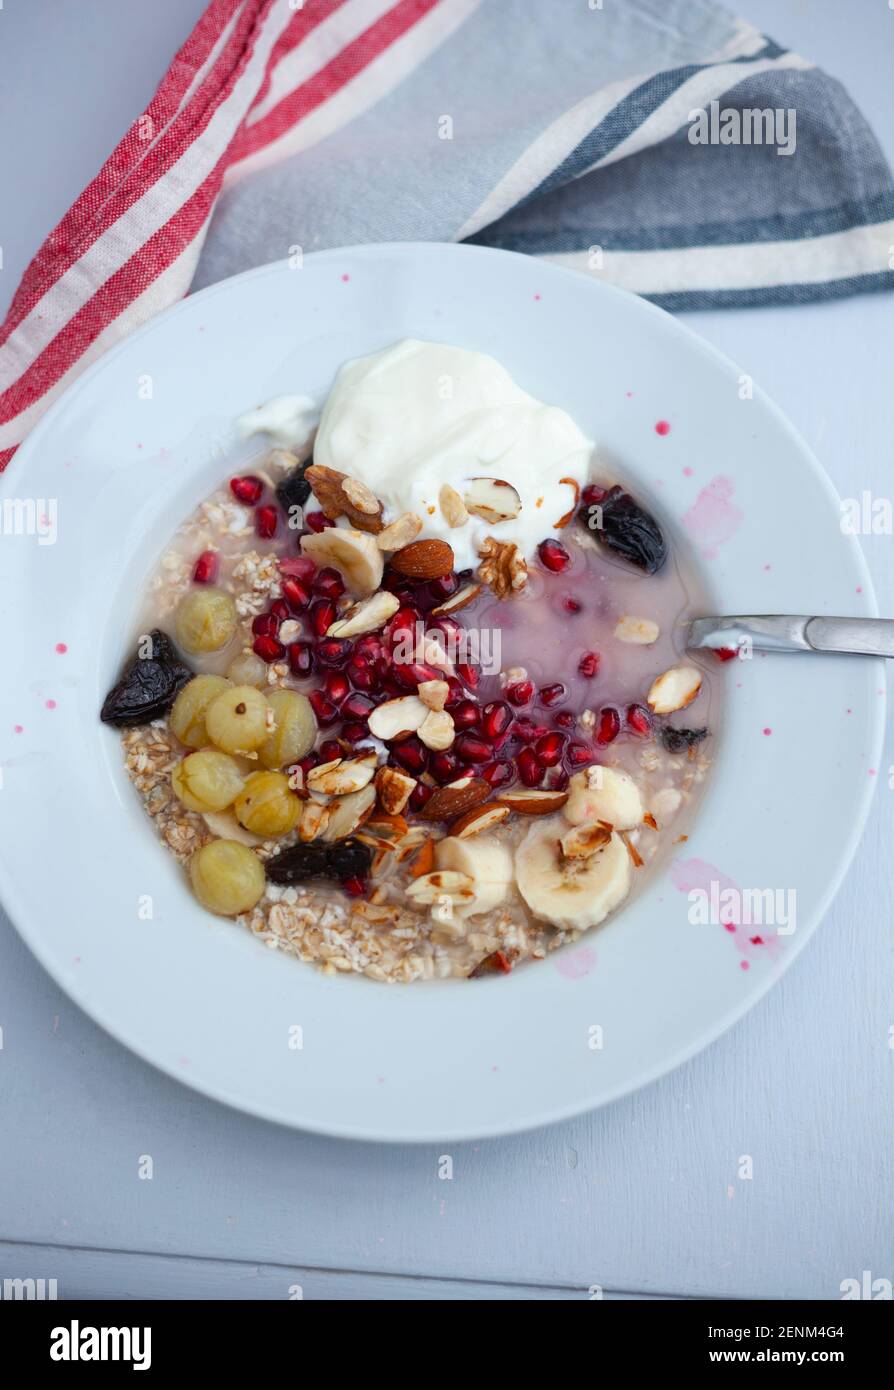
[192,550,218,584]
[229,475,263,505]
[410,782,433,813]
[581,483,607,507]
[537,538,570,573]
[355,634,385,661]
[253,634,285,663]
[546,767,570,791]
[456,662,479,690]
[715,646,737,663]
[297,752,319,776]
[428,572,459,602]
[482,700,513,740]
[313,566,345,601]
[517,747,544,787]
[340,721,369,745]
[280,555,316,582]
[391,737,429,775]
[443,677,465,709]
[342,692,375,720]
[324,671,350,703]
[309,598,336,637]
[271,599,291,624]
[566,741,596,766]
[319,738,343,763]
[512,718,549,744]
[453,699,481,729]
[432,614,462,645]
[342,876,367,898]
[256,505,278,539]
[626,703,652,737]
[252,612,280,638]
[538,682,567,708]
[482,759,515,789]
[554,711,575,729]
[596,707,621,745]
[392,660,440,689]
[430,751,461,784]
[506,680,534,707]
[562,595,582,614]
[346,655,375,691]
[287,641,314,678]
[304,510,333,533]
[578,650,600,678]
[455,733,491,765]
[535,732,566,767]
[316,637,352,667]
[281,576,311,611]
[308,690,339,726]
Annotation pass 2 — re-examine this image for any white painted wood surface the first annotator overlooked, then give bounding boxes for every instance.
[0,0,892,1300]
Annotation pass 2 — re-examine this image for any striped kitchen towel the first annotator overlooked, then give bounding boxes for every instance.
[2,0,893,471]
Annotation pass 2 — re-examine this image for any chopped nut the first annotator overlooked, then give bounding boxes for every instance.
[647,665,702,714]
[477,536,526,598]
[304,463,383,533]
[418,679,449,711]
[553,476,581,529]
[406,870,476,907]
[342,476,381,515]
[376,511,424,551]
[328,589,400,637]
[464,477,522,524]
[615,615,660,645]
[418,708,455,751]
[307,752,377,797]
[322,784,376,841]
[559,822,612,860]
[430,582,483,616]
[367,695,429,741]
[439,483,469,528]
[375,765,416,816]
[298,799,330,841]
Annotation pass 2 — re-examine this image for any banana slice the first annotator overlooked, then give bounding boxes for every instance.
[300,527,384,595]
[563,765,643,830]
[434,835,514,918]
[515,815,631,931]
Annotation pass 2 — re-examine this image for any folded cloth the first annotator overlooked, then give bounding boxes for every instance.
[2,0,892,471]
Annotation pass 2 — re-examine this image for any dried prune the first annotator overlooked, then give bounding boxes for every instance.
[578,485,667,574]
[265,836,371,885]
[100,629,193,727]
[276,458,313,520]
[660,726,708,754]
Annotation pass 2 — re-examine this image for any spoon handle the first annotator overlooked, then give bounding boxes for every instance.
[687,615,894,658]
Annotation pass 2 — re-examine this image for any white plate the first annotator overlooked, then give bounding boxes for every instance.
[0,245,882,1141]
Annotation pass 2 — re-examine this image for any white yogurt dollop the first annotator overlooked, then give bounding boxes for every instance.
[237,394,317,448]
[313,339,594,571]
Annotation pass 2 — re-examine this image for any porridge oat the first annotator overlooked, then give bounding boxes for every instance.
[100,340,719,983]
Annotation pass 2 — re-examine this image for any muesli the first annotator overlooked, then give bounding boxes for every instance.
[101,340,717,982]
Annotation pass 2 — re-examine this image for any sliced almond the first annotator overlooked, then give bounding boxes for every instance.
[328,589,399,638]
[409,838,435,878]
[367,695,429,741]
[376,511,424,551]
[647,665,702,715]
[390,538,455,579]
[431,582,483,617]
[322,784,376,842]
[439,483,469,528]
[497,788,570,815]
[201,811,264,847]
[342,476,380,515]
[559,822,612,860]
[554,476,581,529]
[417,777,491,822]
[298,799,330,841]
[418,679,449,711]
[375,765,416,816]
[406,870,476,907]
[304,464,383,533]
[307,751,377,797]
[450,803,511,838]
[464,477,521,524]
[615,615,660,645]
[418,708,455,752]
[365,811,410,843]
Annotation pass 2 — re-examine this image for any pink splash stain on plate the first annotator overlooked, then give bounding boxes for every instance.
[682,476,744,559]
[556,945,597,979]
[671,856,783,966]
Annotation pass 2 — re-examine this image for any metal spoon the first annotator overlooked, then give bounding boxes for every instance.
[686,615,894,658]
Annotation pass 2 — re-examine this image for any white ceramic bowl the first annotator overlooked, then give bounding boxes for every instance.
[0,245,882,1141]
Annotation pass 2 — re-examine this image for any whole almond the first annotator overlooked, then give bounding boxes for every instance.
[390,538,454,579]
[376,512,423,551]
[417,777,491,822]
[304,464,383,534]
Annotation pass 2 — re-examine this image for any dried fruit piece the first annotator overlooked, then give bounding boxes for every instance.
[477,536,526,598]
[265,837,372,884]
[614,615,660,645]
[274,452,312,519]
[304,463,384,533]
[390,538,455,579]
[660,725,708,754]
[439,483,469,528]
[327,589,400,638]
[169,673,231,748]
[100,629,193,727]
[647,665,702,715]
[376,512,423,551]
[496,788,569,815]
[579,484,667,574]
[190,840,265,916]
[464,477,521,524]
[416,777,491,822]
[175,588,237,654]
[234,771,304,836]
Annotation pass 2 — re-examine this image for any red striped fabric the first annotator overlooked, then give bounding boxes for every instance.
[0,0,445,472]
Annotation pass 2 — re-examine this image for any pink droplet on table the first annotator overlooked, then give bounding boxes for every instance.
[762,727,772,736]
[55,642,67,654]
[654,420,671,436]
[46,699,57,710]
[683,466,693,477]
